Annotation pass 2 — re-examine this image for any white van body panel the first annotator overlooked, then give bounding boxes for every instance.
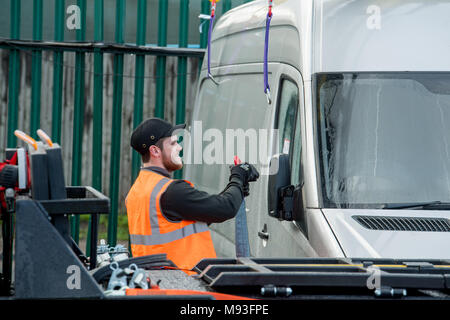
[322,209,450,259]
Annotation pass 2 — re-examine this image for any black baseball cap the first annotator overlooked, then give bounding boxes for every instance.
[130,118,186,155]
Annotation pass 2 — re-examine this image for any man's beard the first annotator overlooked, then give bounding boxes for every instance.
[162,153,183,172]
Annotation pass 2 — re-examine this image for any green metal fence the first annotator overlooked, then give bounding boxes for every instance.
[1,0,252,256]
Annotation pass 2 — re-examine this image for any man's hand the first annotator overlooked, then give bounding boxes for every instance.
[230,163,260,196]
[241,163,260,182]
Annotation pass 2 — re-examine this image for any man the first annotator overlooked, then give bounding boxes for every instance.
[126,118,259,274]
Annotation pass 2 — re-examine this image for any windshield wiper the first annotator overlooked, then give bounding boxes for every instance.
[382,201,450,210]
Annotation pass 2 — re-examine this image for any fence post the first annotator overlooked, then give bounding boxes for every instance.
[198,0,209,76]
[51,0,65,143]
[200,0,209,49]
[222,0,232,13]
[93,0,104,193]
[131,0,147,183]
[86,0,105,257]
[70,0,87,243]
[30,0,43,140]
[174,0,189,180]
[7,0,21,148]
[107,0,126,247]
[155,0,168,119]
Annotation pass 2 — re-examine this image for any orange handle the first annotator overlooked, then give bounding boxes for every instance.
[37,129,54,147]
[14,130,38,151]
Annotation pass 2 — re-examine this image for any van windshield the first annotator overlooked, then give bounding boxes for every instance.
[315,73,450,209]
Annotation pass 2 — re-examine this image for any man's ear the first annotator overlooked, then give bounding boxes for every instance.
[149,145,161,158]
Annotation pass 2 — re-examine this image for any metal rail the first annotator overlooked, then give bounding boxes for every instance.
[0,39,206,57]
[194,257,450,299]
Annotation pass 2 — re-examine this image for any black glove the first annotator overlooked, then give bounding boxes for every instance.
[230,163,260,196]
[242,183,250,197]
[230,163,260,183]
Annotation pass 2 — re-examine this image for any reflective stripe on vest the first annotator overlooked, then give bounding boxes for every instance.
[148,177,170,234]
[130,222,209,246]
[130,175,209,246]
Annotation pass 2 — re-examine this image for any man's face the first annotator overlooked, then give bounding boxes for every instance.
[161,135,183,172]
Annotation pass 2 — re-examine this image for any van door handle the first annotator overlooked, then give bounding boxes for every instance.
[258,224,269,240]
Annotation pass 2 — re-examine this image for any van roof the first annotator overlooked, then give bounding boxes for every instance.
[208,0,450,76]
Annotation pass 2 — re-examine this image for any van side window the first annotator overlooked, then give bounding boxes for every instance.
[275,79,300,181]
[276,80,299,157]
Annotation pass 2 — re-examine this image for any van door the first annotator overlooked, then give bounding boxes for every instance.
[256,64,312,257]
[185,63,275,257]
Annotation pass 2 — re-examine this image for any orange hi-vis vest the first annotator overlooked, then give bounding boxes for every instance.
[126,169,216,273]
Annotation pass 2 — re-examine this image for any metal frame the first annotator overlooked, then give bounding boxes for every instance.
[194,257,450,299]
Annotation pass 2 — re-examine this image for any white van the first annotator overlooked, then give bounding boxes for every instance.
[184,0,450,259]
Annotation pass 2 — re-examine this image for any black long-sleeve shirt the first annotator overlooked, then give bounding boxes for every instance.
[142,167,244,224]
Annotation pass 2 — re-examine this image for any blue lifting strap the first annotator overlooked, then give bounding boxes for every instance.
[264,0,273,104]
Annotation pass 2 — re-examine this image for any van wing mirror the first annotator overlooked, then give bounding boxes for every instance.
[268,154,294,221]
